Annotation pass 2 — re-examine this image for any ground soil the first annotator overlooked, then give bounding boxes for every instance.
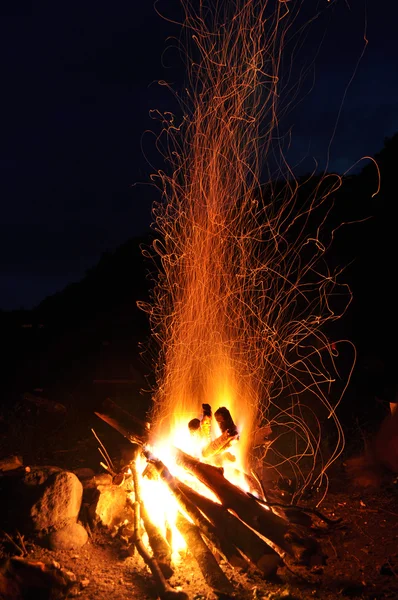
[1,400,397,600]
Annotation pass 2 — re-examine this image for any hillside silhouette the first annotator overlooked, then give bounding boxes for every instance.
[1,134,397,441]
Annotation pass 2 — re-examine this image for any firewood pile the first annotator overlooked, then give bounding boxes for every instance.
[94,399,338,599]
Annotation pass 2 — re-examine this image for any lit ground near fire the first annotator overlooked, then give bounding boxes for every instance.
[13,479,398,600]
[1,403,397,600]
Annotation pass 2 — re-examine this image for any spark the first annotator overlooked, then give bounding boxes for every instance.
[141,0,354,501]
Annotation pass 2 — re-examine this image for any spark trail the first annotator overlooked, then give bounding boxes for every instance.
[141,0,353,501]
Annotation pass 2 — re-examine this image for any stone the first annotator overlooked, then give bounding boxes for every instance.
[47,522,88,550]
[0,557,77,600]
[29,470,83,532]
[0,455,23,472]
[73,467,96,482]
[89,484,127,529]
[83,472,113,489]
[24,465,62,487]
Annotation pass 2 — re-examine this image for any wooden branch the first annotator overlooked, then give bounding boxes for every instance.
[94,397,148,445]
[131,460,187,600]
[140,502,174,579]
[144,452,245,568]
[174,448,325,565]
[176,513,235,597]
[248,494,343,527]
[1,530,26,556]
[201,430,239,458]
[177,481,282,578]
[133,501,187,600]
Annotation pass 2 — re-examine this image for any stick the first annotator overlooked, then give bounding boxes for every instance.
[174,448,325,564]
[144,451,244,568]
[177,481,282,577]
[248,495,343,527]
[131,461,188,600]
[2,531,26,556]
[140,502,174,579]
[176,513,235,596]
[94,398,148,445]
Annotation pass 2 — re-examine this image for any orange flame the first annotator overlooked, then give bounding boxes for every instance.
[140,0,354,502]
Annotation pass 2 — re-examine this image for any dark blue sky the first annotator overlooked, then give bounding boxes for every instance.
[1,0,397,310]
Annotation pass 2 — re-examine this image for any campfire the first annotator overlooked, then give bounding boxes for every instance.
[90,0,351,596]
[0,1,362,598]
[94,398,331,598]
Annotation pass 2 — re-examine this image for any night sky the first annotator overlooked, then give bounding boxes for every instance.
[1,0,397,311]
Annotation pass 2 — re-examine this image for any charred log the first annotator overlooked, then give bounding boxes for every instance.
[174,448,325,565]
[177,481,282,577]
[94,398,149,445]
[131,459,187,599]
[188,418,201,434]
[176,513,235,596]
[214,407,238,436]
[144,452,245,568]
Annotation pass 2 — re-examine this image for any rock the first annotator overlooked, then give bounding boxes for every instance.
[82,472,113,491]
[47,522,88,550]
[89,484,127,528]
[0,455,23,472]
[93,472,113,486]
[30,470,83,532]
[73,467,96,482]
[0,557,77,600]
[346,410,398,487]
[0,466,83,537]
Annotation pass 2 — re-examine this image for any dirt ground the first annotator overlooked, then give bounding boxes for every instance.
[1,399,398,600]
[4,474,397,600]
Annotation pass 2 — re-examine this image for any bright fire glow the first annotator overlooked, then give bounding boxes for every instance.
[136,414,253,555]
[136,452,187,558]
[138,0,355,514]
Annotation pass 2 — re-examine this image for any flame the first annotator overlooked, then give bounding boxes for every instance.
[139,0,353,508]
[136,418,254,555]
[136,452,187,558]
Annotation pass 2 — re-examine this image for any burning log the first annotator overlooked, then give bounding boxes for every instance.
[128,451,173,578]
[132,501,187,600]
[214,406,238,436]
[176,513,235,597]
[201,430,239,459]
[144,452,246,568]
[177,480,282,577]
[196,405,240,459]
[200,403,212,442]
[174,448,325,565]
[131,460,188,600]
[188,403,212,443]
[139,501,174,579]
